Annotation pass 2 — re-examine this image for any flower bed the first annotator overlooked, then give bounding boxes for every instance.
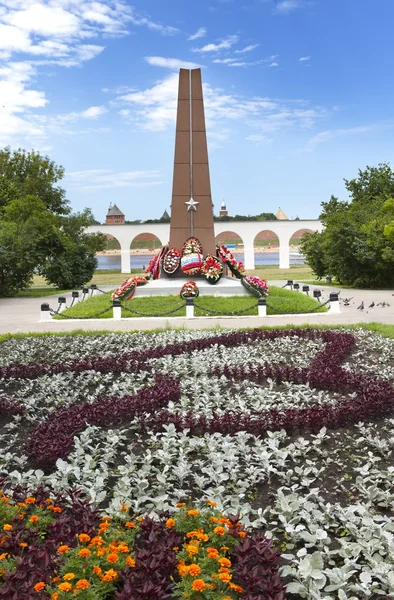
[1,328,394,598]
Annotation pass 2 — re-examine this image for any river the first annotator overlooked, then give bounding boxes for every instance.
[96,252,305,270]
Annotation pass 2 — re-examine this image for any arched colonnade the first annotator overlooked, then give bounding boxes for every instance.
[87,220,323,273]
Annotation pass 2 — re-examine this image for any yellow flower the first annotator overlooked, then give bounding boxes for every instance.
[0,553,8,560]
[186,544,198,556]
[218,557,231,568]
[218,572,231,582]
[126,556,136,567]
[63,573,75,581]
[51,594,59,600]
[33,582,46,591]
[101,569,118,582]
[191,579,207,591]
[75,579,90,590]
[58,582,73,592]
[78,533,91,543]
[187,509,199,517]
[3,524,12,531]
[166,518,176,528]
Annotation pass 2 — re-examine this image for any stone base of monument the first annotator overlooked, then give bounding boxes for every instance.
[138,277,250,297]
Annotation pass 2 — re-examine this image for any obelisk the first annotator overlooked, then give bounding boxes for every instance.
[169,68,216,255]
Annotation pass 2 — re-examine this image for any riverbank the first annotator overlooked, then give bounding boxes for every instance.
[97,245,301,256]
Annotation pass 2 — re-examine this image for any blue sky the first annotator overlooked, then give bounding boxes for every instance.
[1,0,394,222]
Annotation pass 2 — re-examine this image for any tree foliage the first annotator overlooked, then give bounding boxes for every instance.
[0,148,105,296]
[301,164,394,287]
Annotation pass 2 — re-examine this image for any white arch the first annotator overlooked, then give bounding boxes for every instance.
[87,220,322,272]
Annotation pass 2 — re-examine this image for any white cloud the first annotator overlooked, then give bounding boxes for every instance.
[6,4,80,37]
[129,7,179,35]
[188,27,207,41]
[268,62,279,67]
[235,44,259,54]
[145,56,202,70]
[227,62,247,67]
[299,56,310,61]
[276,1,301,13]
[193,35,238,53]
[212,58,239,64]
[81,105,107,118]
[306,126,374,151]
[117,72,329,140]
[67,168,164,190]
[246,133,272,144]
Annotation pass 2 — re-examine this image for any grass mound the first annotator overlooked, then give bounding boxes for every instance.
[55,286,327,319]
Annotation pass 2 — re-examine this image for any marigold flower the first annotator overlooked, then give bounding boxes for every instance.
[222,597,232,600]
[213,526,226,535]
[45,498,53,504]
[106,552,119,563]
[0,553,8,560]
[210,516,219,523]
[219,567,230,573]
[51,594,59,600]
[78,548,91,558]
[187,564,201,577]
[25,497,35,504]
[101,516,111,522]
[120,503,129,512]
[187,509,199,517]
[58,582,73,592]
[18,502,27,509]
[218,557,231,567]
[101,569,118,582]
[99,522,109,533]
[96,547,105,557]
[75,579,90,590]
[63,573,75,581]
[166,518,176,528]
[20,542,28,548]
[78,533,91,543]
[89,536,104,546]
[126,556,136,567]
[33,582,46,591]
[207,547,219,559]
[206,500,217,507]
[93,566,102,576]
[189,539,199,547]
[50,506,62,513]
[125,521,135,528]
[229,582,244,592]
[238,531,246,538]
[117,544,129,554]
[176,502,186,508]
[186,544,198,556]
[220,546,230,551]
[29,515,39,524]
[218,572,231,582]
[191,579,207,591]
[57,545,70,553]
[3,524,12,531]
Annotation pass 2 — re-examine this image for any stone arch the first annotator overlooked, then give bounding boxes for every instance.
[104,234,121,251]
[289,228,315,251]
[252,229,280,266]
[130,232,163,251]
[215,230,245,249]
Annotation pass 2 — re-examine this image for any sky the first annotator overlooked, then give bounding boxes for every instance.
[1,0,394,223]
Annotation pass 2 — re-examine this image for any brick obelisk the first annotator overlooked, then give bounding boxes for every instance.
[169,68,216,255]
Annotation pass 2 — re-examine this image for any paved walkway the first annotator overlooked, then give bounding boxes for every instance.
[0,281,393,335]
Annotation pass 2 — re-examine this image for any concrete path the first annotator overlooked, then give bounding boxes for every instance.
[0,281,393,335]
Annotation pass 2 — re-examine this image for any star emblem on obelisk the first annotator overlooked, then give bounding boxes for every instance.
[185,198,199,212]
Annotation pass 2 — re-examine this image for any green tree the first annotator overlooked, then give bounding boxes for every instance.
[301,165,394,287]
[0,148,104,295]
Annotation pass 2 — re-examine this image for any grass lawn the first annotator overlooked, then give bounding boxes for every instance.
[54,286,327,319]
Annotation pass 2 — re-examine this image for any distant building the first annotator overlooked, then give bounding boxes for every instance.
[219,201,228,217]
[106,203,125,225]
[161,209,170,220]
[275,207,289,220]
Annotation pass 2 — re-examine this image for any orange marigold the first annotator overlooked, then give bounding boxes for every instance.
[238,531,247,538]
[187,509,199,517]
[186,544,198,556]
[218,572,231,583]
[125,522,135,528]
[93,566,102,576]
[57,582,73,592]
[117,544,129,553]
[191,579,207,592]
[0,553,8,560]
[63,573,75,581]
[166,518,176,528]
[78,548,91,558]
[89,536,104,546]
[51,594,59,600]
[187,564,201,577]
[33,582,46,591]
[75,579,90,590]
[50,506,62,513]
[57,545,70,553]
[229,582,244,592]
[25,497,35,504]
[78,533,91,543]
[213,526,226,535]
[207,547,219,559]
[29,516,39,524]
[3,524,12,531]
[126,556,136,567]
[45,498,53,504]
[206,500,217,507]
[101,569,118,582]
[20,543,28,548]
[18,502,27,509]
[218,557,231,568]
[176,502,186,508]
[120,503,128,512]
[106,552,119,563]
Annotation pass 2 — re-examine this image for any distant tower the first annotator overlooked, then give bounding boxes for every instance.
[275,207,289,220]
[219,201,228,217]
[106,203,125,224]
[161,209,170,220]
